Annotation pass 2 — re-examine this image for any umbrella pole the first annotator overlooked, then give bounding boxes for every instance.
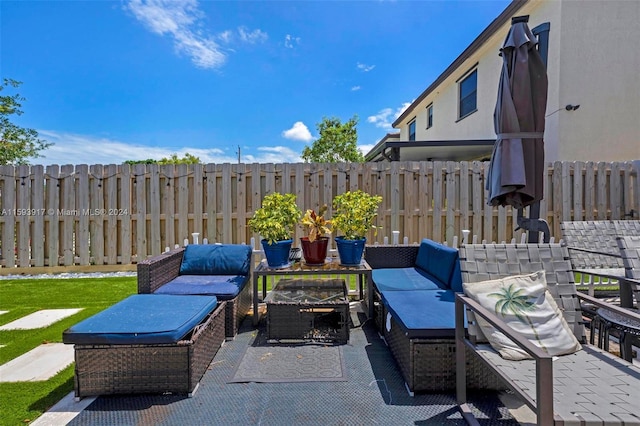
[528,202,541,243]
[516,207,550,243]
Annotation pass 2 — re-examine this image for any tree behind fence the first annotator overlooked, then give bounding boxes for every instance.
[0,161,638,270]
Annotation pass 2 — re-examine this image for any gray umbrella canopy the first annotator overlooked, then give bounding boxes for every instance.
[486,17,548,209]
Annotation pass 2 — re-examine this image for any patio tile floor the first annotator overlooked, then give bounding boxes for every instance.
[61,307,518,425]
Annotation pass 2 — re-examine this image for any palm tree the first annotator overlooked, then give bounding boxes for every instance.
[488,283,548,351]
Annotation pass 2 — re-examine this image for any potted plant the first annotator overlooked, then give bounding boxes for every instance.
[332,190,383,265]
[248,192,302,268]
[299,204,333,265]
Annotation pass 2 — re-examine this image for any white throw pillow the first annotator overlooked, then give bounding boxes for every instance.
[462,270,581,360]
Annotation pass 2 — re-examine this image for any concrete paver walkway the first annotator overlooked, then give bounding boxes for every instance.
[0,343,75,382]
[0,309,82,330]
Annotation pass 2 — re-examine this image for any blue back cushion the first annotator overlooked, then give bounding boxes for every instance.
[62,294,218,345]
[179,244,252,276]
[414,238,460,289]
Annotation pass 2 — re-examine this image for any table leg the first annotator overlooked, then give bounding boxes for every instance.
[589,316,597,345]
[367,273,374,319]
[262,276,267,299]
[253,274,259,326]
[620,332,632,362]
[620,279,633,309]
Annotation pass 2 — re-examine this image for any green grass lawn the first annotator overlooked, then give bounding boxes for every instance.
[0,277,136,426]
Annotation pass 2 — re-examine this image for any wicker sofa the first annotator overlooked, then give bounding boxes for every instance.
[137,244,253,339]
[364,239,498,393]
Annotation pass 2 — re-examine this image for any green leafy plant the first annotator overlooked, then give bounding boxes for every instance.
[332,190,382,240]
[300,205,332,242]
[248,192,302,245]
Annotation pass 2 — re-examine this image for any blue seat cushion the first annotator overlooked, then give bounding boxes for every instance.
[380,289,459,338]
[62,294,218,345]
[415,238,462,292]
[373,268,446,291]
[155,274,248,300]
[179,244,252,276]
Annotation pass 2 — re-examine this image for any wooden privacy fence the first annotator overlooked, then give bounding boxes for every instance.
[0,161,638,272]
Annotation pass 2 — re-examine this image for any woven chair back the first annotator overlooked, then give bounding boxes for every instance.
[458,243,586,344]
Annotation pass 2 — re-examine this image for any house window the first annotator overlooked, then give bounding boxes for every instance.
[408,119,416,141]
[458,69,477,119]
[426,104,433,129]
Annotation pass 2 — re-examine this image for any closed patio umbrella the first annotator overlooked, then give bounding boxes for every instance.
[486,15,550,242]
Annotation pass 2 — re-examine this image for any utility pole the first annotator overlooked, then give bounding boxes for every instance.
[236,145,241,164]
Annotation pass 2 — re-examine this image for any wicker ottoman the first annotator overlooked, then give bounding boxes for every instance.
[63,294,226,399]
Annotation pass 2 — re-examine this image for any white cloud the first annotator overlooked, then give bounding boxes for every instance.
[218,26,268,45]
[35,131,239,165]
[351,86,361,91]
[357,62,375,72]
[245,146,302,163]
[34,131,306,165]
[284,34,301,49]
[125,0,226,69]
[367,102,412,130]
[281,122,313,142]
[358,143,375,156]
[238,26,268,44]
[218,30,232,44]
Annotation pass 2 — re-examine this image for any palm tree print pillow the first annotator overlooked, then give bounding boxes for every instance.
[463,270,582,360]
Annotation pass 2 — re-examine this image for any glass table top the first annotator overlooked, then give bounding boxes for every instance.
[264,278,347,304]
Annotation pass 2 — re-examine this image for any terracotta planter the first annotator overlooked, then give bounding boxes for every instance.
[300,236,329,265]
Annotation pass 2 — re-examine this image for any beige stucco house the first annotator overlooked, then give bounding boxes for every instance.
[366,0,640,162]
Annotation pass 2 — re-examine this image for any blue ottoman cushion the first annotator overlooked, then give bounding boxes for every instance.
[155,274,247,300]
[380,289,459,338]
[373,268,446,291]
[63,294,218,345]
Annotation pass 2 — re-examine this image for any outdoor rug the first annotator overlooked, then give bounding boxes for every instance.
[229,344,347,383]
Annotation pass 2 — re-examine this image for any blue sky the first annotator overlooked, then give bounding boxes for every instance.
[2,0,510,165]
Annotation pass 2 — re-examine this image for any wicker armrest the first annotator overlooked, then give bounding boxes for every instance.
[137,247,185,293]
[364,245,419,269]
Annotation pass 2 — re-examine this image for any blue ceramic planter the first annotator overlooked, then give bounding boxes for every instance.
[261,239,293,268]
[335,236,366,265]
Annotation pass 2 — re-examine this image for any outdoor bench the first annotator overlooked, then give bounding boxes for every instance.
[137,243,253,338]
[365,239,500,393]
[63,294,226,399]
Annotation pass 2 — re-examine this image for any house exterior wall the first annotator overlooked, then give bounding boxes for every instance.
[393,0,639,162]
[554,0,640,161]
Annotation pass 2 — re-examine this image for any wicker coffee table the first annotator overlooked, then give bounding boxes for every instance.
[264,278,349,344]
